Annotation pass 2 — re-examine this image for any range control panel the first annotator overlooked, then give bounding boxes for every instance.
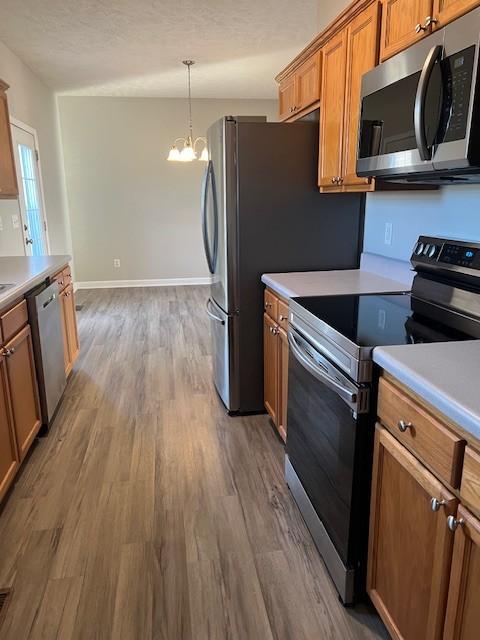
[411,236,480,272]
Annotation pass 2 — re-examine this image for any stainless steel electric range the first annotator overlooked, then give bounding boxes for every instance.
[285,236,480,605]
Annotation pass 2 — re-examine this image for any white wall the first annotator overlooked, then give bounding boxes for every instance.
[58,97,277,284]
[364,187,480,261]
[0,40,71,256]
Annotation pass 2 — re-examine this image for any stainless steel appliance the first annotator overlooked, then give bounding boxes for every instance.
[27,281,66,427]
[286,236,480,604]
[357,8,480,183]
[202,115,366,413]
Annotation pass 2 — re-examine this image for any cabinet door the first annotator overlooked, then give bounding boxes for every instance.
[296,52,321,113]
[64,284,79,370]
[278,76,296,121]
[368,425,457,640]
[319,30,347,188]
[59,288,71,373]
[433,0,480,28]
[277,327,288,443]
[264,313,278,425]
[380,0,434,61]
[0,356,18,502]
[343,2,380,188]
[4,325,41,460]
[443,506,480,640]
[0,85,18,198]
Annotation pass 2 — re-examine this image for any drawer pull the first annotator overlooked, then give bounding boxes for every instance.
[447,516,464,532]
[1,347,14,358]
[430,497,446,512]
[398,420,413,433]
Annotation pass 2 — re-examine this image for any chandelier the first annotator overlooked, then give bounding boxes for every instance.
[167,60,208,162]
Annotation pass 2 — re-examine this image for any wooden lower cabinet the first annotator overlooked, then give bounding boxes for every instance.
[3,324,41,460]
[57,276,80,376]
[263,289,289,442]
[0,357,18,501]
[443,505,480,640]
[264,312,279,425]
[368,425,457,640]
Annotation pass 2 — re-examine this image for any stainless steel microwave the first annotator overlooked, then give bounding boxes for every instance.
[357,8,480,184]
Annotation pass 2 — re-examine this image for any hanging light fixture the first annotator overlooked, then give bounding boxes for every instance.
[167,60,208,162]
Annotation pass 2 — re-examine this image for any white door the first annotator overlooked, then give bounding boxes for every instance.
[11,124,49,256]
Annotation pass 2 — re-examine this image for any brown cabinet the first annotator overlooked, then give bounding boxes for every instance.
[0,80,18,199]
[54,266,80,376]
[443,505,480,640]
[380,0,434,61]
[368,424,457,640]
[278,52,321,121]
[3,324,41,461]
[0,357,18,502]
[433,0,480,28]
[263,288,289,441]
[319,2,380,191]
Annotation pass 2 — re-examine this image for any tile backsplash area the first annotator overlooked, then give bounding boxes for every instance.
[363,186,480,261]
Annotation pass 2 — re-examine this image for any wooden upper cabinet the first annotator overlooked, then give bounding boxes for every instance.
[443,505,480,640]
[0,357,18,502]
[368,425,457,640]
[433,0,480,28]
[380,0,434,61]
[3,325,41,460]
[295,52,321,113]
[319,29,347,188]
[342,1,380,187]
[278,75,296,121]
[264,312,279,425]
[0,81,18,199]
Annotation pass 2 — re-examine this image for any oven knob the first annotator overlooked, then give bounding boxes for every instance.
[423,243,431,256]
[414,242,425,256]
[428,245,437,258]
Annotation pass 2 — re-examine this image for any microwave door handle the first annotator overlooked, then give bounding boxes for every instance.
[287,331,357,408]
[414,44,443,161]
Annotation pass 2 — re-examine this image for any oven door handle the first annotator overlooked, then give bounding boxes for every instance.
[288,331,358,408]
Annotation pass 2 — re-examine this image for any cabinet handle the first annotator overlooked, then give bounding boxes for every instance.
[337,177,344,185]
[415,22,428,33]
[279,315,286,321]
[1,347,14,358]
[424,16,438,28]
[447,516,465,532]
[398,420,413,433]
[430,497,446,512]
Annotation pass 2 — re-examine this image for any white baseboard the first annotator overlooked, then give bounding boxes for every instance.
[75,277,212,290]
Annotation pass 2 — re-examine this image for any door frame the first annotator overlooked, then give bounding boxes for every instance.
[10,116,51,255]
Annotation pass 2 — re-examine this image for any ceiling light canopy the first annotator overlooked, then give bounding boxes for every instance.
[167,60,208,163]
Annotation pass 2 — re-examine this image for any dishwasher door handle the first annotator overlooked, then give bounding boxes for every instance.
[288,330,359,410]
[42,294,56,308]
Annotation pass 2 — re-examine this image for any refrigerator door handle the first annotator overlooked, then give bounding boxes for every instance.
[206,298,225,325]
[201,160,218,275]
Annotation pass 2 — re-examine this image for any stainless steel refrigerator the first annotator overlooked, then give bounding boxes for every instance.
[202,116,365,414]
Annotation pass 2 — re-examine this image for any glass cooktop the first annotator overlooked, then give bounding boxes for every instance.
[293,292,479,348]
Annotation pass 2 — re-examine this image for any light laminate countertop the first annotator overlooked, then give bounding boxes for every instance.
[0,255,71,309]
[374,341,480,443]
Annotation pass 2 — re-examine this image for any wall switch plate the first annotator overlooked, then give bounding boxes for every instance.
[11,214,20,229]
[384,222,393,246]
[113,259,121,268]
[0,216,3,232]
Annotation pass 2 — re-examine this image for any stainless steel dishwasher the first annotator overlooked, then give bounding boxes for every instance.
[27,281,67,428]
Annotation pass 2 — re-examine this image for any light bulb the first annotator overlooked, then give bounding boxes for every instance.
[199,146,209,162]
[167,146,181,161]
[180,144,197,162]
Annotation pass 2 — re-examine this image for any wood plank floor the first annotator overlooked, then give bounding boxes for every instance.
[0,286,388,640]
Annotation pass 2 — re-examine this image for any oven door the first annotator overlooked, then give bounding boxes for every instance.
[285,326,370,601]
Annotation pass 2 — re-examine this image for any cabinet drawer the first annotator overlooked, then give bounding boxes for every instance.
[52,265,70,291]
[460,447,480,518]
[1,300,28,344]
[377,377,465,487]
[277,299,289,330]
[264,289,278,321]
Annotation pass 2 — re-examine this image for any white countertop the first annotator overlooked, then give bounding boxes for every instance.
[0,255,71,308]
[261,269,410,299]
[374,342,480,442]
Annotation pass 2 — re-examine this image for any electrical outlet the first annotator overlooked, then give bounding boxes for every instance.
[113,258,121,268]
[384,222,393,246]
[11,214,20,229]
[0,216,3,232]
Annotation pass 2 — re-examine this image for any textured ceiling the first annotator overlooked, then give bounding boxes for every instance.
[0,0,348,98]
